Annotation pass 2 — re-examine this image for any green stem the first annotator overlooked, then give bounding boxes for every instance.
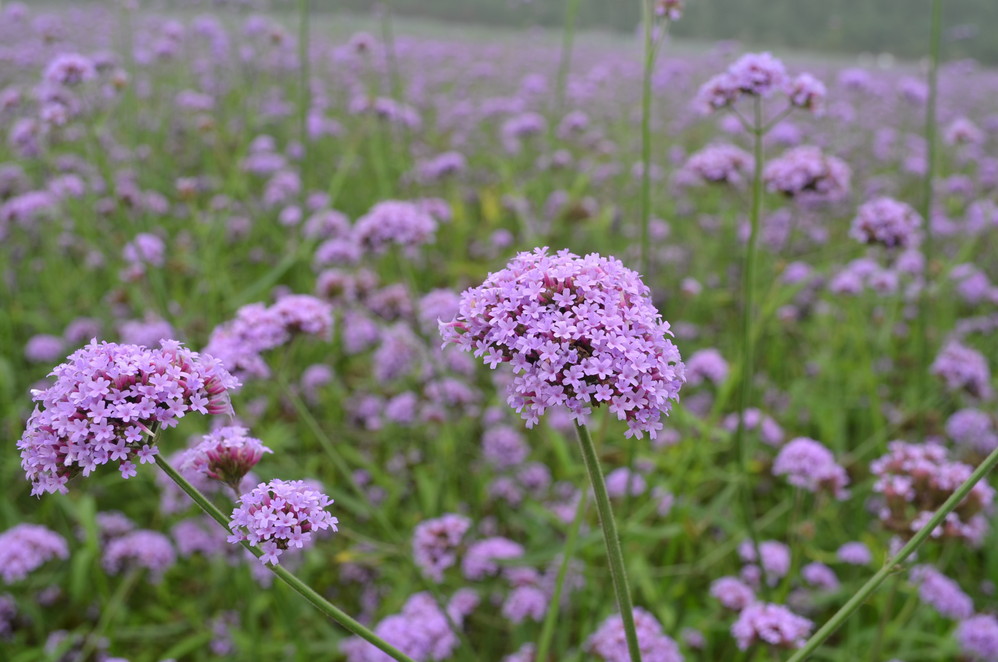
[574,423,642,662]
[786,442,998,662]
[153,455,418,662]
[732,97,767,590]
[915,0,942,439]
[535,490,588,662]
[554,0,582,115]
[297,0,311,200]
[639,1,656,276]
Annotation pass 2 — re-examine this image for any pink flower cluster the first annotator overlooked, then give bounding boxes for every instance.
[850,197,922,249]
[440,248,685,439]
[180,426,272,490]
[586,608,683,662]
[18,339,239,495]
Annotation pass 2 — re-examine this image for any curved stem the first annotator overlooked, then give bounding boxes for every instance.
[574,423,642,662]
[297,0,310,201]
[639,1,657,277]
[787,442,998,662]
[153,455,418,662]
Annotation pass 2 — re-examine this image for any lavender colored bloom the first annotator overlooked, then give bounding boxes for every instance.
[944,117,984,146]
[710,576,756,611]
[503,643,536,662]
[605,467,647,498]
[353,200,437,254]
[440,248,685,439]
[412,514,471,582]
[228,479,338,565]
[102,530,176,581]
[18,340,238,495]
[772,437,849,499]
[43,53,97,86]
[850,197,922,249]
[723,408,784,446]
[957,614,998,661]
[462,537,524,580]
[732,603,812,650]
[482,425,528,469]
[681,144,753,187]
[587,608,683,662]
[180,426,272,490]
[786,73,826,113]
[502,581,548,624]
[123,232,165,268]
[171,516,228,558]
[728,53,788,97]
[24,334,64,363]
[910,565,973,620]
[931,342,992,400]
[947,409,998,454]
[739,540,791,586]
[836,542,872,565]
[0,524,69,583]
[684,348,729,386]
[763,146,851,201]
[801,562,839,591]
[342,592,461,662]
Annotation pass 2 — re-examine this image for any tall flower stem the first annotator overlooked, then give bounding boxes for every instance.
[297,0,311,201]
[787,441,998,662]
[554,0,582,115]
[915,0,942,437]
[574,423,643,662]
[639,1,659,277]
[153,455,418,662]
[732,97,767,587]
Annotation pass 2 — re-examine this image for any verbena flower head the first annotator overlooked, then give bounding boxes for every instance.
[763,146,851,202]
[586,608,683,662]
[341,592,462,662]
[181,426,272,491]
[738,540,791,587]
[0,523,69,583]
[946,409,998,455]
[440,248,685,439]
[102,529,176,582]
[731,602,812,650]
[786,73,826,113]
[710,576,756,611]
[43,53,97,86]
[871,440,994,545]
[684,348,729,386]
[17,339,239,496]
[836,541,872,565]
[801,562,839,591]
[655,0,683,21]
[910,565,973,620]
[681,144,753,187]
[412,514,472,582]
[957,614,998,661]
[462,537,524,580]
[772,437,850,499]
[228,479,338,565]
[931,342,993,400]
[353,200,438,254]
[850,197,922,249]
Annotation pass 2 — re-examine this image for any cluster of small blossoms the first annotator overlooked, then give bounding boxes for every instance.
[0,523,69,583]
[763,146,852,201]
[228,479,338,565]
[102,530,176,582]
[931,342,993,400]
[43,53,97,86]
[947,409,998,455]
[679,144,753,187]
[586,608,683,662]
[722,408,784,446]
[738,540,791,587]
[353,200,438,254]
[179,426,272,491]
[655,0,683,21]
[909,565,974,620]
[850,197,922,249]
[440,248,685,439]
[731,602,813,651]
[17,339,239,495]
[341,592,464,662]
[204,294,333,379]
[772,437,850,499]
[710,576,756,611]
[684,348,729,387]
[871,440,994,545]
[957,614,998,660]
[412,514,472,582]
[695,52,825,115]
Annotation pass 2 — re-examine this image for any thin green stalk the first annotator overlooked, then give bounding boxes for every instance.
[787,442,998,662]
[153,455,418,662]
[731,97,767,590]
[574,423,642,662]
[554,0,582,115]
[297,0,311,201]
[535,490,588,662]
[638,0,656,276]
[915,0,942,438]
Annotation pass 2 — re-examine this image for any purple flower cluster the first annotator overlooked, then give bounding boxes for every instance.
[102,530,176,582]
[341,592,462,662]
[440,248,685,439]
[684,348,729,386]
[587,608,683,662]
[462,537,525,580]
[680,144,753,187]
[353,200,438,254]
[179,426,272,490]
[871,440,994,545]
[738,540,791,587]
[931,342,993,400]
[710,576,756,611]
[228,479,338,565]
[772,437,850,499]
[731,602,813,650]
[946,409,998,454]
[18,339,239,495]
[412,514,471,582]
[763,146,851,201]
[43,53,97,86]
[957,614,998,661]
[0,523,69,583]
[204,295,333,379]
[696,52,788,112]
[909,565,974,620]
[850,197,922,249]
